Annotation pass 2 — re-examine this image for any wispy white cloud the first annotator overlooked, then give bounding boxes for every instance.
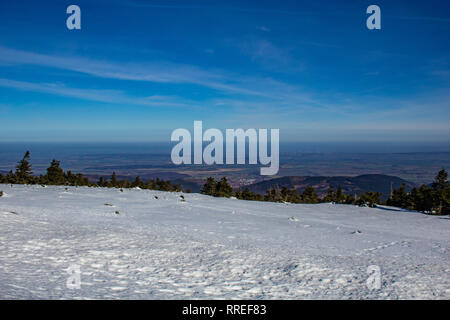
[0,46,448,135]
[0,46,273,97]
[0,78,188,107]
[0,45,320,104]
[236,38,304,72]
[257,26,271,32]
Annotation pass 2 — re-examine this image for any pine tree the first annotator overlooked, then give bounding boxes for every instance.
[65,171,78,186]
[111,172,117,187]
[357,191,381,208]
[132,176,143,188]
[6,170,15,184]
[323,186,335,202]
[335,185,346,203]
[265,185,282,202]
[417,185,433,213]
[431,169,449,215]
[281,186,289,202]
[147,179,156,190]
[201,177,217,196]
[76,173,89,186]
[46,159,65,185]
[215,177,234,197]
[301,186,319,203]
[242,188,254,200]
[344,194,355,204]
[97,176,106,187]
[387,183,408,208]
[15,151,33,184]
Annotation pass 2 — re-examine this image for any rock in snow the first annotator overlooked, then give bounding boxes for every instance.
[0,184,448,299]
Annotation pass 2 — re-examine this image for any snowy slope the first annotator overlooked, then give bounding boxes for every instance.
[0,184,448,299]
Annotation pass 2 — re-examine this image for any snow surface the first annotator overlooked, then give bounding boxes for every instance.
[0,184,448,299]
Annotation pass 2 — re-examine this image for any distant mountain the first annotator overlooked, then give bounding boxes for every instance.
[246,174,415,200]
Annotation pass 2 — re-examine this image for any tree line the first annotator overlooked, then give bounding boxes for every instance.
[201,170,449,215]
[386,169,449,215]
[1,151,448,215]
[0,151,182,192]
[200,177,382,207]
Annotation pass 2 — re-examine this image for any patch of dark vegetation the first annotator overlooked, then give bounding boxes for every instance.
[200,170,449,215]
[0,151,183,193]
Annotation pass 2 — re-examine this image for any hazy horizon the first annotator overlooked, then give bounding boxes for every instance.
[1,141,450,154]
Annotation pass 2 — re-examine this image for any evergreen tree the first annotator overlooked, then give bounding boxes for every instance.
[236,188,264,201]
[15,151,33,184]
[201,177,217,196]
[65,170,75,185]
[65,170,87,186]
[357,191,381,208]
[132,176,143,188]
[215,177,234,197]
[46,160,66,185]
[265,188,275,202]
[431,169,449,215]
[111,172,117,187]
[6,170,15,184]
[76,173,89,186]
[418,185,433,213]
[97,176,106,187]
[387,183,408,208]
[242,188,254,200]
[266,185,283,202]
[323,186,335,202]
[301,186,319,203]
[344,194,355,204]
[335,185,346,203]
[281,186,290,202]
[408,186,431,213]
[147,179,156,190]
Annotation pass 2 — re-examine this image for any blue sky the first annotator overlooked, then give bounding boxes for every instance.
[0,0,449,142]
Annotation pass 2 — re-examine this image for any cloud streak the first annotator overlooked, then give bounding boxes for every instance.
[0,46,276,98]
[0,45,327,110]
[0,78,188,107]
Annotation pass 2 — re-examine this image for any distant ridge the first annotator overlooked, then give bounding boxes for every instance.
[246,174,415,200]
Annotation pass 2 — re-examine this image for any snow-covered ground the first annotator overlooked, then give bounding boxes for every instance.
[0,184,448,299]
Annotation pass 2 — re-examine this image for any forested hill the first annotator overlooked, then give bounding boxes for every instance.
[246,174,414,200]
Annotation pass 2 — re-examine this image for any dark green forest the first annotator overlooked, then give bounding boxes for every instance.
[1,151,449,215]
[0,151,182,192]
